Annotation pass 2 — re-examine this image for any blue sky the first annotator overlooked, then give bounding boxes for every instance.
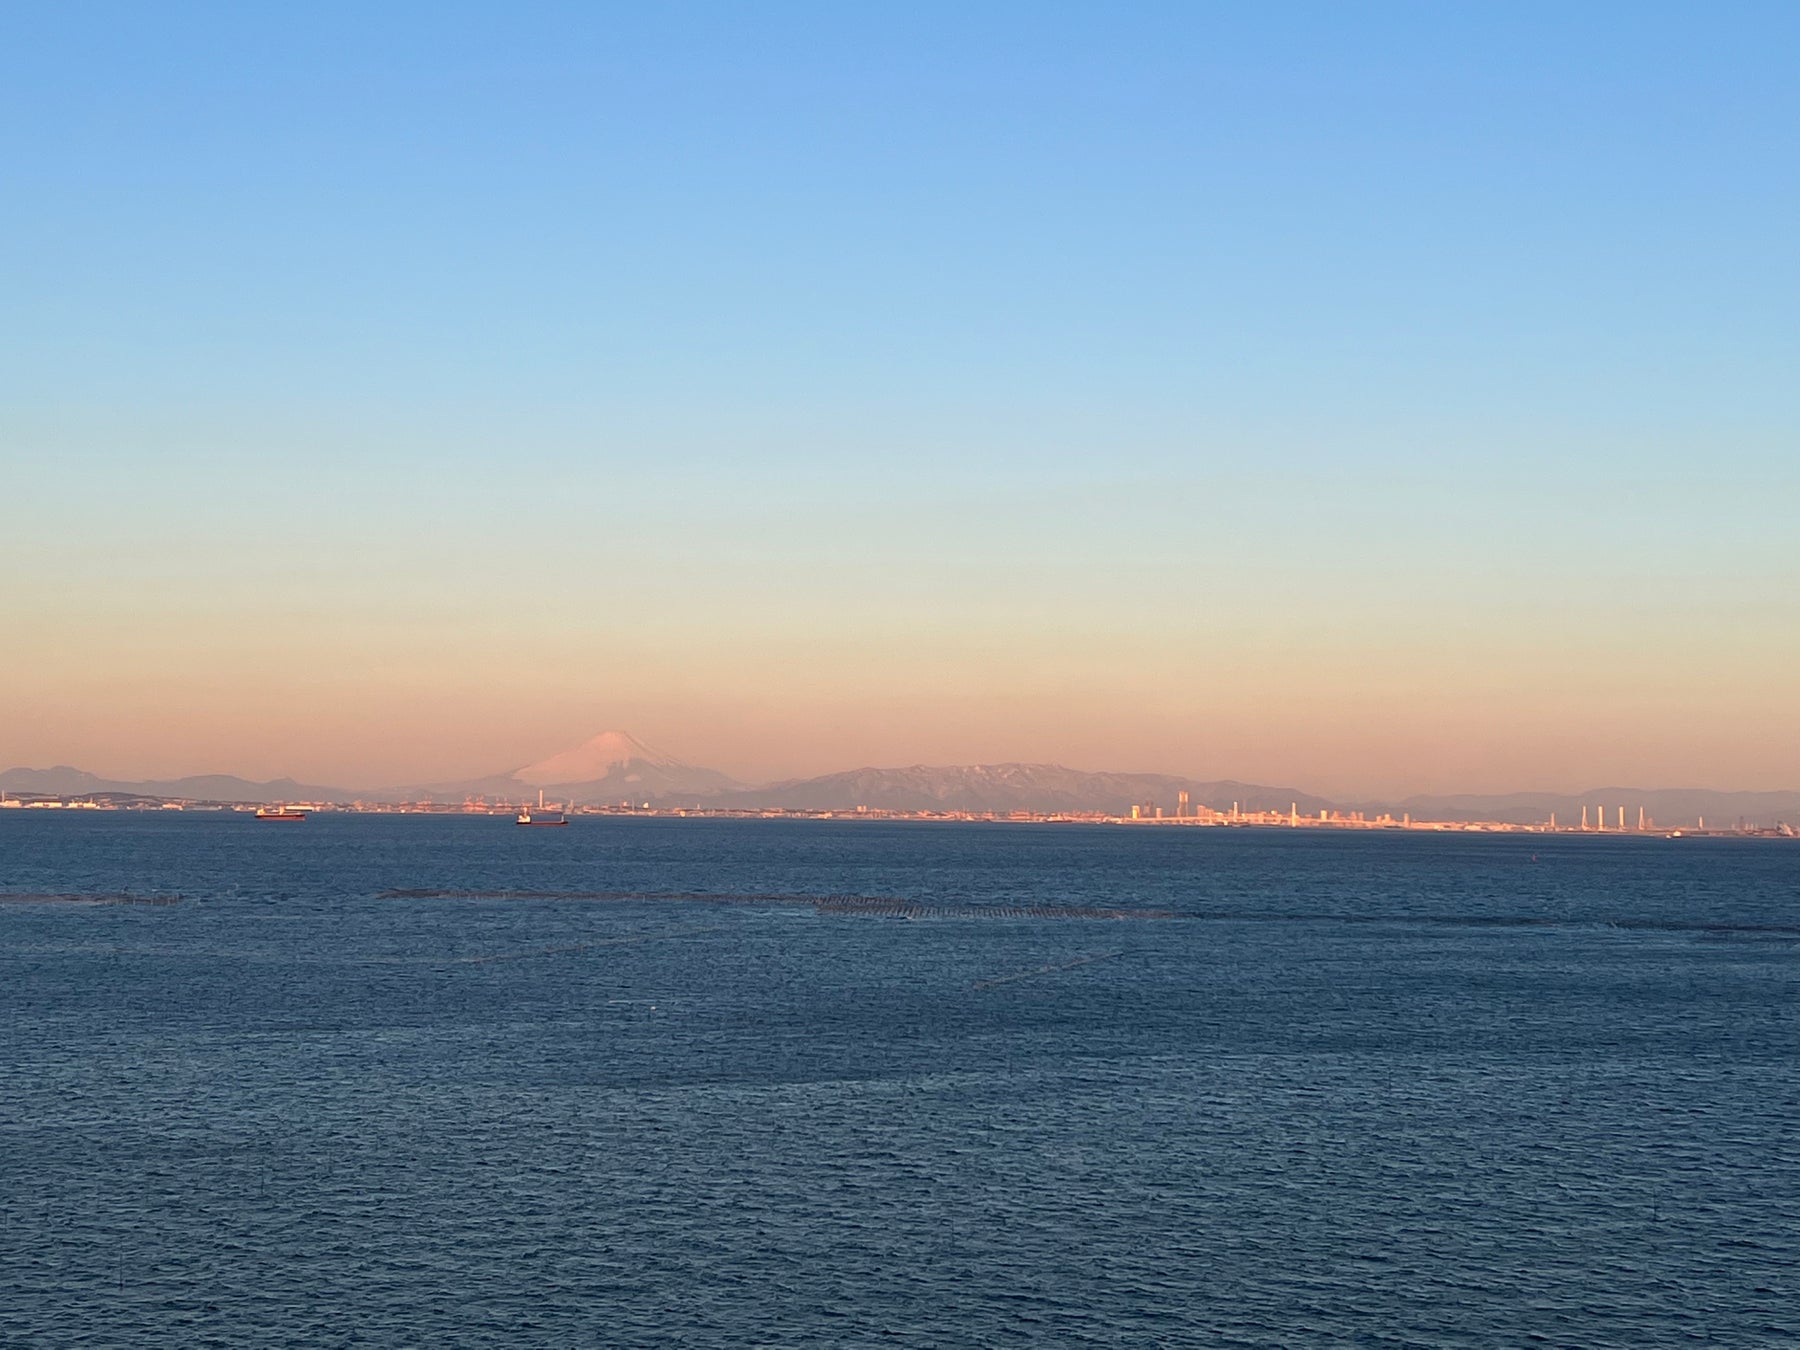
[3,3,1796,792]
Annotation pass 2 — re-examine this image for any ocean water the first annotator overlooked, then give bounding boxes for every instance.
[2,814,1796,1348]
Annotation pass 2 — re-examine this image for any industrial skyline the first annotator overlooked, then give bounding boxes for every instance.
[7,790,1789,840]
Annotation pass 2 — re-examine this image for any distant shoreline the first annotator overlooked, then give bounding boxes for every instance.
[1,798,1794,839]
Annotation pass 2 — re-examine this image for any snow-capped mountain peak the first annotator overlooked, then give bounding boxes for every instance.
[514,730,677,787]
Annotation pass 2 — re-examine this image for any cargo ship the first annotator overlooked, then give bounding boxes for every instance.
[255,805,308,821]
[516,790,567,827]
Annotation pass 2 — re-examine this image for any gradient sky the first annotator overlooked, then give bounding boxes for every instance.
[3,2,1797,796]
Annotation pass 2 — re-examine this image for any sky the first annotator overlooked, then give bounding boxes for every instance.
[3,2,1796,796]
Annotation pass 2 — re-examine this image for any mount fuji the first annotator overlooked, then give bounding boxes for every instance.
[512,730,738,800]
[514,730,676,787]
[398,730,740,804]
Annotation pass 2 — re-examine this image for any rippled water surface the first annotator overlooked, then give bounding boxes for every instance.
[3,814,1797,1347]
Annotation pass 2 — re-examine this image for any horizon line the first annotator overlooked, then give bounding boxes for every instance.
[4,756,1798,805]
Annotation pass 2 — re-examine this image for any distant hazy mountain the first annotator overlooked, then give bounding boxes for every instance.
[8,744,1796,825]
[0,765,362,804]
[1388,789,1800,829]
[0,766,110,796]
[399,730,739,804]
[703,763,1334,816]
[521,730,738,803]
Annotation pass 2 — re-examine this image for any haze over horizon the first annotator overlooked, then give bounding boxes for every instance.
[6,725,1796,805]
[4,5,1796,799]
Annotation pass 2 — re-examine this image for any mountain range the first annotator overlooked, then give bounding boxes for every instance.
[704,763,1334,817]
[4,730,1799,826]
[0,765,365,805]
